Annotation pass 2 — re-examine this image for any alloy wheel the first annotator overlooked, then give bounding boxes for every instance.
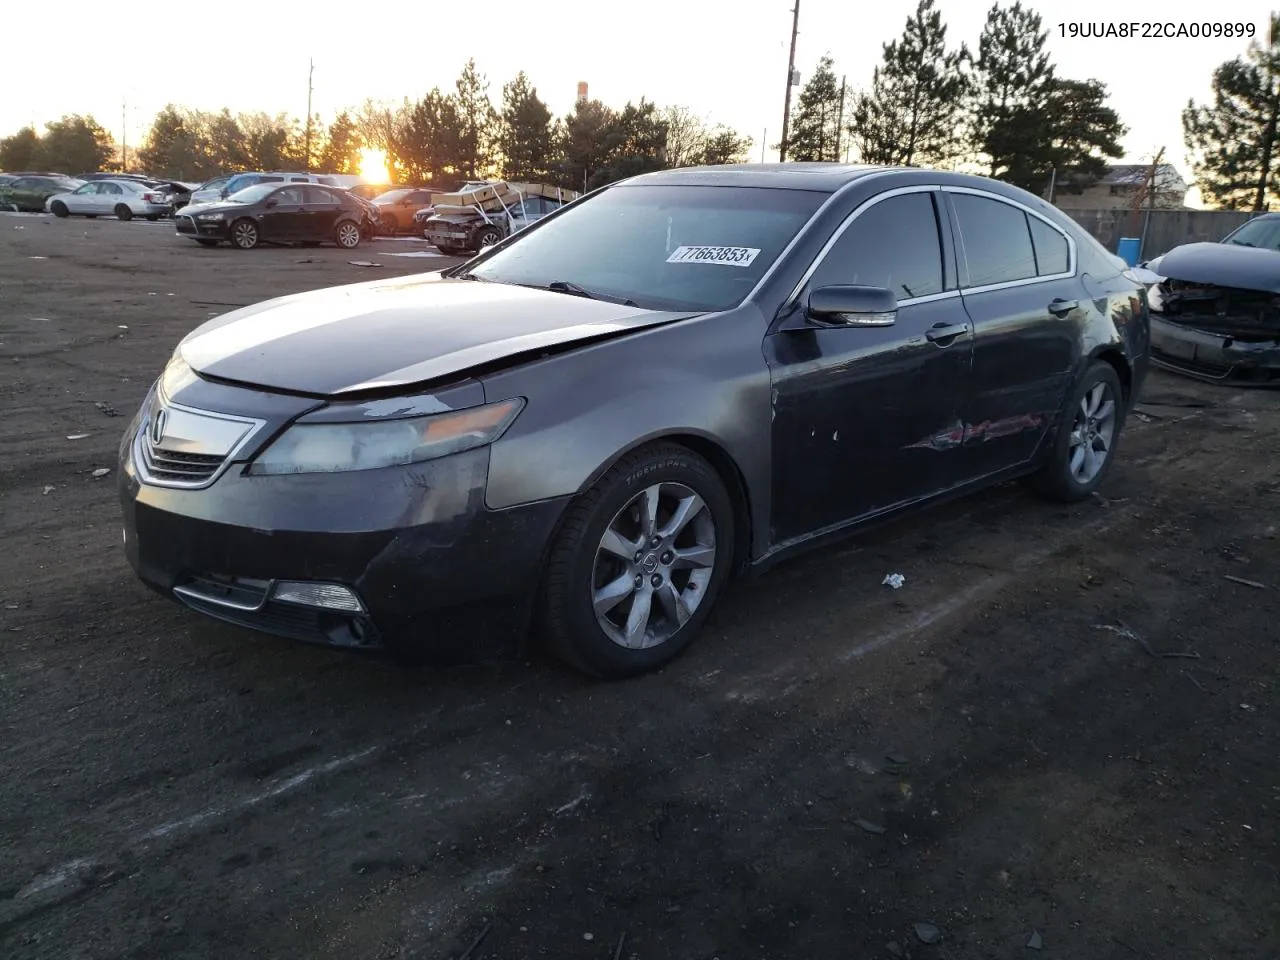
[336,221,361,248]
[232,220,258,249]
[591,482,717,650]
[1068,381,1117,484]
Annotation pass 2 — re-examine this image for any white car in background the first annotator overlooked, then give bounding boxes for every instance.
[46,179,172,221]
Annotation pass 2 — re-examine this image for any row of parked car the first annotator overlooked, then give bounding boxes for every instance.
[1,167,583,254]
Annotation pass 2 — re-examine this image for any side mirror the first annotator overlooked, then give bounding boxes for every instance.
[265,198,278,209]
[805,284,898,327]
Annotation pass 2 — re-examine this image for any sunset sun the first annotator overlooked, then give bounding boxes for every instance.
[358,147,389,184]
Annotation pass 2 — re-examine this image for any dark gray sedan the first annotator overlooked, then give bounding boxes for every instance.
[118,163,1150,678]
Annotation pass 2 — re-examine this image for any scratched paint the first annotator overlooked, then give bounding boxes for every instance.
[906,414,1046,451]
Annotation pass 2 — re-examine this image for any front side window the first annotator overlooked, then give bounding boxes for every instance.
[808,191,945,300]
[466,184,826,312]
[274,186,305,204]
[74,183,99,195]
[951,193,1037,287]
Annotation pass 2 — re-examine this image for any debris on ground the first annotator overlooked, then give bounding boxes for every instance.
[66,433,89,440]
[882,573,906,589]
[295,258,316,264]
[94,401,118,417]
[90,468,111,479]
[1223,574,1267,590]
[1027,930,1043,950]
[886,942,904,957]
[42,485,54,495]
[855,818,887,834]
[348,261,383,268]
[914,921,942,944]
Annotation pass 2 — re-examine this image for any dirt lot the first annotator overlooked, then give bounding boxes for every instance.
[1,214,1277,960]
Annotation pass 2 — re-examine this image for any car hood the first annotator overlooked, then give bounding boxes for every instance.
[179,273,695,396]
[1149,241,1280,294]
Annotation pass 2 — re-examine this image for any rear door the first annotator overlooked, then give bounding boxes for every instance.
[943,188,1082,476]
[302,185,342,237]
[98,181,126,214]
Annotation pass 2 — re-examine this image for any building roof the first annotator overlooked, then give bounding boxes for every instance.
[1101,163,1185,187]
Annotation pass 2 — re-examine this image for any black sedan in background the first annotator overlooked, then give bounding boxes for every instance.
[121,163,1149,678]
[176,182,372,249]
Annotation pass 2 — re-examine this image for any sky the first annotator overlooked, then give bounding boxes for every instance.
[1,0,1271,206]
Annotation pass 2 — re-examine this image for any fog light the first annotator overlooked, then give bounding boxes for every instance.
[272,581,364,613]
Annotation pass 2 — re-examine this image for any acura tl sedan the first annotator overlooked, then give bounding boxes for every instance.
[119,163,1150,679]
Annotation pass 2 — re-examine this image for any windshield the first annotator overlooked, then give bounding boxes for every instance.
[374,189,410,203]
[199,177,228,190]
[465,184,826,311]
[225,183,278,204]
[1223,217,1280,251]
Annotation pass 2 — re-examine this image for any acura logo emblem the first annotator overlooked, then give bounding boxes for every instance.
[150,407,168,445]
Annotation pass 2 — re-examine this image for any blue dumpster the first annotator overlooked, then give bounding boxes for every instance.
[1116,237,1141,266]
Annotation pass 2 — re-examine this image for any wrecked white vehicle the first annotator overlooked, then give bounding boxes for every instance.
[1143,224,1280,387]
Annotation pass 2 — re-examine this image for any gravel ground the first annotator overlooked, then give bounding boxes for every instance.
[1,213,1277,960]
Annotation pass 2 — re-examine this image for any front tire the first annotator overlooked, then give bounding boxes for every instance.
[230,218,259,250]
[381,212,398,234]
[538,443,735,679]
[335,219,362,249]
[115,204,133,221]
[1028,360,1125,503]
[50,201,68,218]
[473,225,502,249]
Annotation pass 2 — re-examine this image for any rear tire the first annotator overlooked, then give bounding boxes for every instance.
[335,219,362,249]
[538,443,735,679]
[51,201,68,218]
[115,204,132,221]
[1027,360,1125,503]
[230,218,259,249]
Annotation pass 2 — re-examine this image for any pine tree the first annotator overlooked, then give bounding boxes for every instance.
[317,111,362,175]
[138,105,203,179]
[396,89,462,184]
[555,99,616,191]
[1184,14,1280,211]
[849,0,969,167]
[968,2,1054,177]
[499,72,554,182]
[784,56,844,162]
[453,59,499,179]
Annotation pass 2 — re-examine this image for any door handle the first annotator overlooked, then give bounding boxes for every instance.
[1048,298,1079,317]
[925,322,969,344]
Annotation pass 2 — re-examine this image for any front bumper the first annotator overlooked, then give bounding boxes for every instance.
[176,214,230,239]
[118,396,570,661]
[1150,314,1280,387]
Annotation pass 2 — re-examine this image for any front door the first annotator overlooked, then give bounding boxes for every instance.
[261,185,307,241]
[943,189,1082,476]
[67,183,100,214]
[765,188,975,545]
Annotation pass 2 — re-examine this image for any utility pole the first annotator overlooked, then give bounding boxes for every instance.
[303,59,314,171]
[121,98,127,173]
[834,75,846,162]
[761,129,767,164]
[778,0,800,162]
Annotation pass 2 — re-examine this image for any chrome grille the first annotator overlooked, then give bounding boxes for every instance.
[140,444,225,482]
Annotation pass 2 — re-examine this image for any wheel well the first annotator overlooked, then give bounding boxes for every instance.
[652,434,753,576]
[1094,349,1132,401]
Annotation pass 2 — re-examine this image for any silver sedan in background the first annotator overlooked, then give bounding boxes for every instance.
[46,179,172,221]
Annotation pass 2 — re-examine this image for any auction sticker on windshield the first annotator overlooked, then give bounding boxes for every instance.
[666,246,761,267]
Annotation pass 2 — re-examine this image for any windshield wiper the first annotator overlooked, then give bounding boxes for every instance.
[1229,239,1256,247]
[546,280,638,307]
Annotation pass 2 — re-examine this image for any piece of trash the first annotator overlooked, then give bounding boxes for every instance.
[166,292,175,296]
[42,485,54,495]
[66,433,89,440]
[582,932,594,942]
[94,401,118,417]
[387,251,446,258]
[1239,703,1256,712]
[1223,574,1266,590]
[348,260,382,267]
[882,573,906,589]
[1027,930,1043,950]
[148,292,157,296]
[91,468,111,479]
[28,255,46,259]
[296,258,316,263]
[887,752,909,765]
[914,922,942,944]
[855,819,887,835]
[117,324,128,330]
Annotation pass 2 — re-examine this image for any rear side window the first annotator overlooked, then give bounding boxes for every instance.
[951,193,1037,287]
[1028,216,1070,276]
[810,191,945,300]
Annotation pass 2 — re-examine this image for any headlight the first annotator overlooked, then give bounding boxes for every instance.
[248,398,524,475]
[197,212,225,221]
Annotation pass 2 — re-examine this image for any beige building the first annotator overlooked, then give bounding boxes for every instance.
[1053,163,1189,211]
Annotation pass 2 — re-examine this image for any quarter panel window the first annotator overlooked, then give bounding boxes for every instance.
[1028,215,1070,276]
[809,192,945,300]
[951,193,1037,287]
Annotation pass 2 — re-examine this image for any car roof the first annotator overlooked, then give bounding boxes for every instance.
[622,162,899,191]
